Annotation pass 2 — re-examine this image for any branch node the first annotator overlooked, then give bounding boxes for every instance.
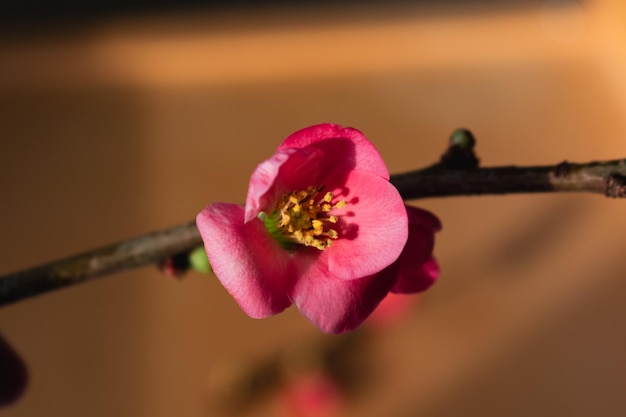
[440,128,480,170]
[553,161,571,178]
[605,174,626,198]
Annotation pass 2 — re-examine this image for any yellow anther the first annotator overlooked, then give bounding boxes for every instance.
[271,185,348,250]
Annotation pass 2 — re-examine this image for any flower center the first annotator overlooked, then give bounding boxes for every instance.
[261,185,347,251]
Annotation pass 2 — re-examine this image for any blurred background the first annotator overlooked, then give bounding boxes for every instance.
[1,0,626,415]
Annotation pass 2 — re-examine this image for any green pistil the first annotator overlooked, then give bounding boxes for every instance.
[259,211,297,250]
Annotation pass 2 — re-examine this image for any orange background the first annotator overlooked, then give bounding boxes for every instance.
[1,1,626,416]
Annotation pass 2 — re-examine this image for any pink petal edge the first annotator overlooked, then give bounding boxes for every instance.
[368,205,440,294]
[279,123,390,180]
[305,170,408,280]
[197,203,293,318]
[245,147,324,223]
[391,256,439,294]
[289,266,396,334]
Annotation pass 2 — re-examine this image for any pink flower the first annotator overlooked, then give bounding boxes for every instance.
[196,124,439,333]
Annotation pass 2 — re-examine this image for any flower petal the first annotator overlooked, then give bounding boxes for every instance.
[390,206,441,294]
[289,259,395,333]
[197,203,293,318]
[391,256,439,294]
[305,170,408,280]
[244,147,323,223]
[279,124,390,180]
[405,205,442,234]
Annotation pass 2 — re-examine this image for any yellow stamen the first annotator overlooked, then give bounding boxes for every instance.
[268,185,348,250]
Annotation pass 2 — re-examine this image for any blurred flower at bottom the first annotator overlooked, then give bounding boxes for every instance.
[275,372,346,417]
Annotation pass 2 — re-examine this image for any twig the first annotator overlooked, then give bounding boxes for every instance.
[2,132,626,307]
[393,160,626,199]
[0,221,201,307]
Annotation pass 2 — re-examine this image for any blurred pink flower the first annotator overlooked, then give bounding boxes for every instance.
[276,372,344,417]
[196,123,439,333]
[366,292,420,326]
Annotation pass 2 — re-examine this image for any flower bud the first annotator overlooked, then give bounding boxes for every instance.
[189,246,212,274]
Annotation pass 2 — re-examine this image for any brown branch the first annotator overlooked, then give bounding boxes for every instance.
[392,160,626,200]
[0,221,201,307]
[2,156,626,308]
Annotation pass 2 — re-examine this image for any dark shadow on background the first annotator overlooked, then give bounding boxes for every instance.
[487,199,586,273]
[0,0,560,37]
